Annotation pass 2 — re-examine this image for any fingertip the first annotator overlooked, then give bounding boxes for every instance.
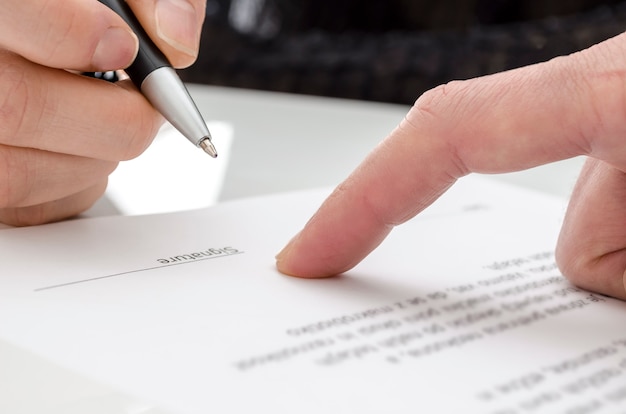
[275,229,363,279]
[91,26,139,71]
[275,233,328,278]
[275,233,303,277]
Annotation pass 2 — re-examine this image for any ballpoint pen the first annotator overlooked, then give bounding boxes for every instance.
[98,0,217,157]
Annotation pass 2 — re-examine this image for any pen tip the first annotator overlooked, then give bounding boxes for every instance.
[199,138,218,158]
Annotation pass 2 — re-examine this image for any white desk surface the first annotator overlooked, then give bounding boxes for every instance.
[0,84,586,413]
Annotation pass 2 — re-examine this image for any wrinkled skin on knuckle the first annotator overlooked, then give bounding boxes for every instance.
[115,94,162,161]
[569,40,626,161]
[409,83,451,126]
[554,241,589,290]
[109,81,164,161]
[555,234,626,300]
[0,56,41,208]
[0,54,35,147]
[409,80,477,128]
[408,81,475,163]
[405,82,472,179]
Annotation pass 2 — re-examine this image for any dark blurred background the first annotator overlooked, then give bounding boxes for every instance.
[180,0,626,105]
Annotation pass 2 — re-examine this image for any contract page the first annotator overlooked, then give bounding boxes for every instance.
[0,176,624,414]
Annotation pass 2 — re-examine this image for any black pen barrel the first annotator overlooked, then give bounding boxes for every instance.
[97,0,170,87]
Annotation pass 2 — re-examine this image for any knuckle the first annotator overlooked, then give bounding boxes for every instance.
[38,0,93,64]
[552,38,626,157]
[409,84,447,127]
[0,53,37,146]
[410,80,467,125]
[116,102,162,161]
[118,119,160,161]
[555,239,606,294]
[0,146,32,208]
[554,242,586,286]
[405,81,471,178]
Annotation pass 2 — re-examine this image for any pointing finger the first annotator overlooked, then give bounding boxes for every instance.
[276,32,626,278]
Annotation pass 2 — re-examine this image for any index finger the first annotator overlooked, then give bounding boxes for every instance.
[276,32,626,278]
[0,0,138,71]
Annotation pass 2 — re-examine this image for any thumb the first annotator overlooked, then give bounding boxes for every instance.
[126,0,206,68]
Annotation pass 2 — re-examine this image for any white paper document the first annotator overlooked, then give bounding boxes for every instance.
[0,176,625,414]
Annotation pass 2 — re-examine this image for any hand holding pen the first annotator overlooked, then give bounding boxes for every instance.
[0,0,207,226]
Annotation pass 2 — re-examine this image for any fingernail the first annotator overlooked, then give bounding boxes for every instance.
[92,26,138,70]
[275,233,299,269]
[155,0,200,58]
[275,240,293,263]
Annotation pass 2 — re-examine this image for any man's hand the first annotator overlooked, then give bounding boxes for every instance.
[276,31,626,301]
[0,0,205,225]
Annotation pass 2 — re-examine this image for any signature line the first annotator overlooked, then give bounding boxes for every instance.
[34,251,245,292]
